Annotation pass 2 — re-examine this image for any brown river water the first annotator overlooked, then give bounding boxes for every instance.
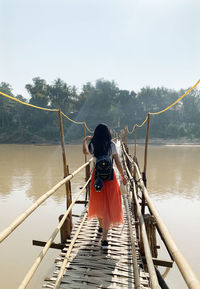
[0,144,200,289]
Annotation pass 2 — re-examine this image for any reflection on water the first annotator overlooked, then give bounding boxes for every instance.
[0,144,86,203]
[129,145,200,200]
[0,144,200,289]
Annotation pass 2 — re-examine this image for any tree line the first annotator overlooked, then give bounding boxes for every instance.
[0,77,199,143]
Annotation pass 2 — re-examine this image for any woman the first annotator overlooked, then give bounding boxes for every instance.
[83,124,127,249]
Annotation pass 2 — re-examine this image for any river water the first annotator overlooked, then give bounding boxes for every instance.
[0,144,200,289]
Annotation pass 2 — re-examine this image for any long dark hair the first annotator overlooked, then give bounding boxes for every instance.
[88,124,112,157]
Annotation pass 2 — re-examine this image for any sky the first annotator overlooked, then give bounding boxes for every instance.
[1,0,200,98]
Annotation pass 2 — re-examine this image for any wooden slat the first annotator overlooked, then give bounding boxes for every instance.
[33,240,65,250]
[75,200,88,204]
[142,257,173,268]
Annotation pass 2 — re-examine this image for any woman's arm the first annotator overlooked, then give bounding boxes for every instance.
[83,136,92,155]
[113,153,127,185]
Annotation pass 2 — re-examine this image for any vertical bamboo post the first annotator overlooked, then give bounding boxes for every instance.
[133,127,138,206]
[84,124,87,168]
[143,113,150,178]
[134,127,137,161]
[84,124,90,201]
[120,129,123,143]
[142,113,150,215]
[125,126,128,146]
[133,127,137,179]
[58,109,72,233]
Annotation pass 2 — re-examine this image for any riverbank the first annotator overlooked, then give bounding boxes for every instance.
[0,127,199,146]
[131,137,200,146]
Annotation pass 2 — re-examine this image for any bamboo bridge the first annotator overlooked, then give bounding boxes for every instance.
[0,81,200,289]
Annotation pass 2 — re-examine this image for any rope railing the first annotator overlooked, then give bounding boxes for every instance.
[0,158,93,244]
[0,91,94,133]
[0,91,59,112]
[18,177,91,289]
[127,79,200,134]
[122,144,200,289]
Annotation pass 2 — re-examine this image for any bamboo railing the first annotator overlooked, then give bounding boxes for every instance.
[0,158,93,244]
[0,154,93,289]
[123,190,141,289]
[53,212,88,289]
[122,146,161,289]
[122,143,200,289]
[18,177,91,289]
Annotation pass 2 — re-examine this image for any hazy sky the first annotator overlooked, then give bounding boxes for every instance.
[1,0,200,97]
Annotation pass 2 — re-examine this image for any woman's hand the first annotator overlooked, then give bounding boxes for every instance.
[83,136,92,155]
[84,136,92,141]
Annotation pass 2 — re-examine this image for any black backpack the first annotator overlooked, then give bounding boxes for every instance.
[94,155,114,191]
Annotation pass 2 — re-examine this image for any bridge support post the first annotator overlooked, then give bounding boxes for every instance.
[58,109,72,239]
[133,127,137,178]
[143,214,158,258]
[59,214,71,243]
[84,124,91,202]
[124,126,127,146]
[120,129,124,143]
[142,113,150,215]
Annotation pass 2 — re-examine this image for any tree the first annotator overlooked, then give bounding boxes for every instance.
[48,78,78,113]
[0,82,15,130]
[26,77,49,107]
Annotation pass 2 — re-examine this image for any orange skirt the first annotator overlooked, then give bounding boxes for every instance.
[88,169,124,229]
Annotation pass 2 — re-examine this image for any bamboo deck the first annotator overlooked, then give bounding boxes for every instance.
[43,195,150,289]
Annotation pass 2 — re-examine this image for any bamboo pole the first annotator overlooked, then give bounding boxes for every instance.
[18,177,91,289]
[142,113,150,214]
[83,124,87,165]
[0,159,93,244]
[132,182,160,289]
[84,124,90,202]
[120,129,123,143]
[122,149,160,289]
[143,113,150,182]
[133,127,137,183]
[123,147,200,289]
[58,109,72,230]
[124,196,141,289]
[125,126,128,146]
[54,212,88,289]
[84,124,88,183]
[134,127,137,161]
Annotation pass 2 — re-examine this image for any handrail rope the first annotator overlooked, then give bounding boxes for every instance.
[150,79,200,116]
[127,115,149,135]
[18,177,91,289]
[121,143,200,289]
[127,79,200,134]
[0,91,58,112]
[0,91,94,133]
[61,111,91,131]
[0,158,93,244]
